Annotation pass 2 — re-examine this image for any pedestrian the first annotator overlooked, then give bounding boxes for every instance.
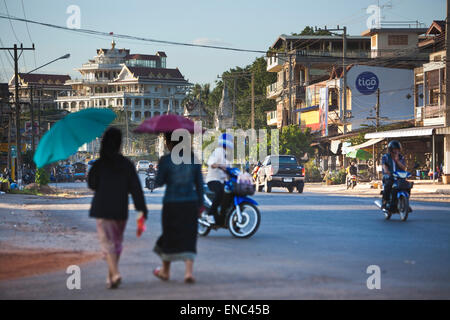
[153,131,204,284]
[88,127,147,289]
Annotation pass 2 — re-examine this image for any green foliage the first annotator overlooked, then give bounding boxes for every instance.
[193,56,276,130]
[347,132,366,146]
[279,125,313,160]
[330,168,347,185]
[304,160,322,182]
[292,26,332,36]
[35,168,50,186]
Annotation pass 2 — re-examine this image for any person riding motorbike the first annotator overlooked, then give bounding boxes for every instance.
[252,161,262,181]
[381,140,406,210]
[146,163,156,174]
[204,133,233,225]
[346,161,358,188]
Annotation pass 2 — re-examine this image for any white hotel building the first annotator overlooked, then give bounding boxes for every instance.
[56,41,190,122]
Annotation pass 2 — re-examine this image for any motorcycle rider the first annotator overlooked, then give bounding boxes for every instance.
[204,133,233,225]
[346,161,358,186]
[146,163,156,174]
[381,140,406,210]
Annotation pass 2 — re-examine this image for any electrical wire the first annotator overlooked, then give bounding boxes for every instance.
[20,0,36,68]
[0,13,267,54]
[2,0,27,71]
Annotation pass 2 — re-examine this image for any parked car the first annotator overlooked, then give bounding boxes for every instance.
[255,155,305,193]
[72,162,87,181]
[136,160,151,172]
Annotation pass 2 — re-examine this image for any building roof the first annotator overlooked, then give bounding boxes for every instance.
[126,54,161,61]
[426,20,445,35]
[270,34,370,49]
[361,27,428,36]
[123,66,185,81]
[12,73,71,86]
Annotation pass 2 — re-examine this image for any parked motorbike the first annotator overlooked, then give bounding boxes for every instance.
[145,171,156,192]
[23,169,35,185]
[374,171,413,221]
[198,167,260,238]
[346,174,357,189]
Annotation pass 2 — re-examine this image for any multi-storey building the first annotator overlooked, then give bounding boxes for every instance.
[266,34,371,128]
[56,41,190,122]
[8,73,71,111]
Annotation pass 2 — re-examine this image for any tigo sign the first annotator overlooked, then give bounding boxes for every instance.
[355,71,379,95]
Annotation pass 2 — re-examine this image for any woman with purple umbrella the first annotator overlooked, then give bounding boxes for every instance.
[135,115,204,283]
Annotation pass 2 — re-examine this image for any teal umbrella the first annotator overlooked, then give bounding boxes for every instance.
[33,108,116,168]
[346,149,372,160]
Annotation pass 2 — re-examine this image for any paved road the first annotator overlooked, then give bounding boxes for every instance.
[1,174,450,299]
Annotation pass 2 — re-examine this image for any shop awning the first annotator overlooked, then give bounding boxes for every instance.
[346,138,384,152]
[436,126,450,135]
[365,127,438,139]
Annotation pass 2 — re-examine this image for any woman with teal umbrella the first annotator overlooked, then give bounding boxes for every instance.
[33,108,116,168]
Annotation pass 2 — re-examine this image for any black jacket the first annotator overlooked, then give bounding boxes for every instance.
[88,154,148,220]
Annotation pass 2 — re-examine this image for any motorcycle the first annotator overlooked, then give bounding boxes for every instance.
[145,171,156,192]
[198,167,261,238]
[346,174,357,189]
[374,171,413,221]
[251,164,261,183]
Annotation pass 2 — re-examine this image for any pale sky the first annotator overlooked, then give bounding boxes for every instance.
[0,0,445,86]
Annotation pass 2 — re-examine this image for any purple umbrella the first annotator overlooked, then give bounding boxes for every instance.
[133,114,204,134]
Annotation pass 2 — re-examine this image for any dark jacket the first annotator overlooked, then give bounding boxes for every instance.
[155,153,204,207]
[88,154,148,220]
[382,153,405,176]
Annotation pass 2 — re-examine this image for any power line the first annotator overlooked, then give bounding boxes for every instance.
[0,13,267,54]
[2,1,27,71]
[20,0,37,68]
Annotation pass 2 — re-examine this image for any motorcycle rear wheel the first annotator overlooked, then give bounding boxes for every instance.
[198,220,211,236]
[228,202,260,238]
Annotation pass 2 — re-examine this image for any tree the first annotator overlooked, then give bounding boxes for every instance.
[206,57,276,130]
[278,125,313,161]
[292,26,332,36]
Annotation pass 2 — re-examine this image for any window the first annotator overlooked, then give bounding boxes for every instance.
[388,35,408,46]
[371,35,377,48]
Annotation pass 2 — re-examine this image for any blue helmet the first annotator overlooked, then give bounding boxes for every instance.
[218,133,234,150]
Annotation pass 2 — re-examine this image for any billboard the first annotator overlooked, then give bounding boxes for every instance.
[319,87,328,136]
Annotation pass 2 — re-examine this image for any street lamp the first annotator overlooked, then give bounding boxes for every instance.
[25,54,70,75]
[14,53,70,186]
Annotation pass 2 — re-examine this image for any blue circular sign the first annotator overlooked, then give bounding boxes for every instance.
[355,71,379,95]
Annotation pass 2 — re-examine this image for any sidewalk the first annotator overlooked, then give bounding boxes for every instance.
[305,181,450,203]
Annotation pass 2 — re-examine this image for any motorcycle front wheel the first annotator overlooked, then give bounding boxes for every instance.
[399,195,409,221]
[228,202,260,238]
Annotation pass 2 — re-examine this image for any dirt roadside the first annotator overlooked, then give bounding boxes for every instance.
[0,243,101,281]
[0,192,102,282]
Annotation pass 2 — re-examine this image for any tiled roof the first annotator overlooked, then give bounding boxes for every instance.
[126,67,185,80]
[17,73,71,85]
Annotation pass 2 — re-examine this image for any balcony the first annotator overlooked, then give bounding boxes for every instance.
[419,105,445,126]
[266,110,278,126]
[266,55,283,72]
[266,82,283,99]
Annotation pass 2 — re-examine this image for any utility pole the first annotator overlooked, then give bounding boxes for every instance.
[288,53,292,126]
[0,44,35,186]
[251,71,255,130]
[30,86,36,158]
[342,26,348,135]
[233,78,237,127]
[444,0,450,177]
[124,106,129,154]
